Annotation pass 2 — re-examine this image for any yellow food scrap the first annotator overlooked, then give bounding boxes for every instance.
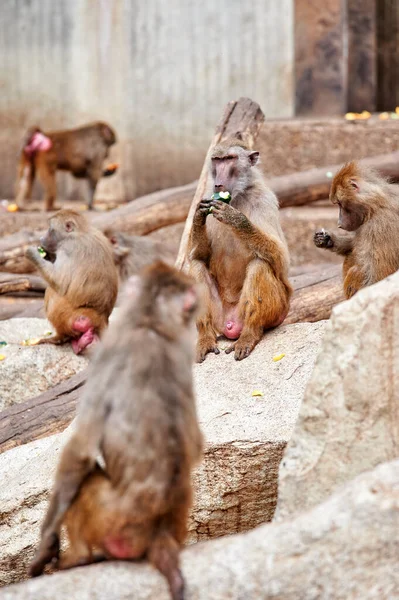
[21,337,41,346]
[395,107,399,115]
[7,203,19,212]
[345,111,371,121]
[379,112,390,120]
[252,390,264,397]
[273,353,285,362]
[0,354,5,361]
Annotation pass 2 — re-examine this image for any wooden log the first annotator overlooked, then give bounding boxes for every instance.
[0,273,46,295]
[272,150,399,208]
[90,180,196,234]
[0,297,44,321]
[285,264,345,324]
[0,230,40,274]
[0,182,197,274]
[0,370,86,455]
[175,97,265,270]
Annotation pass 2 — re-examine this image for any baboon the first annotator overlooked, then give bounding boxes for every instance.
[25,210,118,353]
[187,138,292,362]
[314,161,399,298]
[29,262,203,600]
[16,121,117,210]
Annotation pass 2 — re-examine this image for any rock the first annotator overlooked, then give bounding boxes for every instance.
[275,271,399,522]
[0,321,326,586]
[0,427,73,586]
[0,319,88,411]
[1,459,398,599]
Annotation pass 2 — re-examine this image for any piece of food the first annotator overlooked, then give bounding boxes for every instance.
[37,246,47,258]
[251,390,264,397]
[103,163,119,176]
[211,191,231,203]
[208,191,232,214]
[0,341,7,347]
[21,337,42,346]
[272,353,285,362]
[0,354,5,361]
[7,203,18,212]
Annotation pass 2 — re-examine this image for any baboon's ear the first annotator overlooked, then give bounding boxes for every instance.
[248,151,259,166]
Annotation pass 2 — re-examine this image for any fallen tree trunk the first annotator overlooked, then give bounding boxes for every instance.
[0,370,86,455]
[90,180,196,234]
[0,273,46,295]
[272,150,399,208]
[175,97,265,270]
[0,297,44,321]
[285,264,344,324]
[0,182,197,274]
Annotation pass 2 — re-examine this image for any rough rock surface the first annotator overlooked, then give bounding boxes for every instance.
[1,459,398,600]
[0,319,88,410]
[275,272,399,522]
[0,321,326,586]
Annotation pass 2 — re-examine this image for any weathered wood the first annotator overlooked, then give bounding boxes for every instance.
[0,273,46,295]
[0,182,197,274]
[175,97,265,270]
[295,0,346,115]
[347,0,377,113]
[377,0,399,110]
[0,230,39,274]
[0,370,87,455]
[285,264,344,324]
[90,180,197,234]
[272,150,399,207]
[0,297,44,321]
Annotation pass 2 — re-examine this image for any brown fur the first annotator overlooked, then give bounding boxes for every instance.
[25,210,118,349]
[104,229,175,283]
[187,138,292,361]
[29,262,203,600]
[314,161,399,298]
[16,121,117,210]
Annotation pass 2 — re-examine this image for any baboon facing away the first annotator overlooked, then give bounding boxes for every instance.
[29,261,203,600]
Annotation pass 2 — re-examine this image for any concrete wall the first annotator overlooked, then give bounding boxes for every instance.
[0,0,294,203]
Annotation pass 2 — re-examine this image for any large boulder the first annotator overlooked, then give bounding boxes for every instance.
[0,319,88,410]
[275,271,399,521]
[0,321,326,586]
[1,459,398,599]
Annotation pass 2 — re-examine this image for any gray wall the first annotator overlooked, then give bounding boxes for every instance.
[0,0,294,202]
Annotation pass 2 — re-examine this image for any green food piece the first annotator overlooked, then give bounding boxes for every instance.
[208,191,231,214]
[0,341,6,347]
[211,191,231,203]
[37,246,47,258]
